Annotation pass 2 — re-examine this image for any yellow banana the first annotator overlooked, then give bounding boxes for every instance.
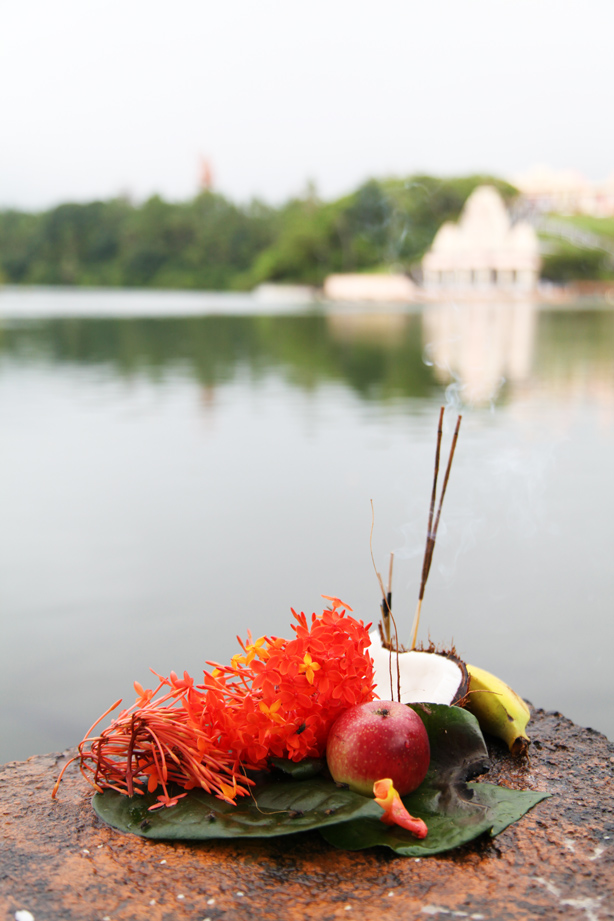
[464,664,531,756]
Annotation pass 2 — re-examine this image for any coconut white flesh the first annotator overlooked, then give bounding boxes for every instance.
[369,631,463,705]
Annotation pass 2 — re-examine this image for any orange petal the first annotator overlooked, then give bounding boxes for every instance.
[321,595,353,612]
[373,778,428,839]
[147,772,159,793]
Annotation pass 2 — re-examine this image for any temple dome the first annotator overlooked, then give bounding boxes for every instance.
[422,185,540,293]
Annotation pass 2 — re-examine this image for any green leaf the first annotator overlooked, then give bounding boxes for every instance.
[93,777,383,840]
[410,701,490,785]
[466,783,551,837]
[269,755,325,780]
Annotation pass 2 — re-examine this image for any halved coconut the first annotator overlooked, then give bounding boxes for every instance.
[369,630,469,706]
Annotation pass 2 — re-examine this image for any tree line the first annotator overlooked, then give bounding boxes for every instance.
[1,174,608,289]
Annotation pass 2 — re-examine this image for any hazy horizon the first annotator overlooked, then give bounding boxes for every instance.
[2,0,613,211]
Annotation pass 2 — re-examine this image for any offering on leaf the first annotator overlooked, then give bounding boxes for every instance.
[53,409,548,855]
[54,597,546,853]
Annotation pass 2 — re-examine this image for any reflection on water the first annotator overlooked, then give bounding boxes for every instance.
[533,311,614,427]
[421,302,614,415]
[3,307,613,411]
[0,312,436,401]
[422,301,538,405]
[1,297,613,762]
[326,309,412,346]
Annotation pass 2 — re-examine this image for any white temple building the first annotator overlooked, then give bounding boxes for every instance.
[422,186,540,294]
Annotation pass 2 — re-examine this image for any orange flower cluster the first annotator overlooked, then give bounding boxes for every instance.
[205,596,376,766]
[54,598,375,810]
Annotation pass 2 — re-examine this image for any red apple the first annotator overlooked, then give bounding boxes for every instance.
[326,700,430,796]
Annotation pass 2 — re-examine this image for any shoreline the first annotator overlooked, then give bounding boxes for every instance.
[1,283,614,322]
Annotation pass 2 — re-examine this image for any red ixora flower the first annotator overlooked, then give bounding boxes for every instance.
[52,597,375,809]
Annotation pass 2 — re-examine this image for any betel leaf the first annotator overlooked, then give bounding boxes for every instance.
[269,755,325,780]
[92,777,383,840]
[411,701,490,782]
[320,704,550,856]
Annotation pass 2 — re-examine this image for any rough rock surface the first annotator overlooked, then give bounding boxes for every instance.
[0,708,612,921]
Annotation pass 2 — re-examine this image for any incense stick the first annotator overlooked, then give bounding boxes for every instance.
[381,552,394,638]
[370,501,401,701]
[388,550,394,607]
[430,415,461,562]
[409,409,462,650]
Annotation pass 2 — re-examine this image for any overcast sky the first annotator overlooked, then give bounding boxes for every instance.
[1,0,612,210]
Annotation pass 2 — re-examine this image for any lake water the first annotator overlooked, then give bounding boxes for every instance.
[1,287,613,761]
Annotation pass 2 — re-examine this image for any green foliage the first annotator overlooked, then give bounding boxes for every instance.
[0,175,520,291]
[246,197,345,286]
[554,214,614,242]
[0,192,278,290]
[0,209,45,283]
[541,245,614,283]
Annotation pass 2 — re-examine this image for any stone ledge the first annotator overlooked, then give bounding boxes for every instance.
[1,708,613,921]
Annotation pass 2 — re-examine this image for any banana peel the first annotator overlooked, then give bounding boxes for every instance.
[464,664,531,756]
